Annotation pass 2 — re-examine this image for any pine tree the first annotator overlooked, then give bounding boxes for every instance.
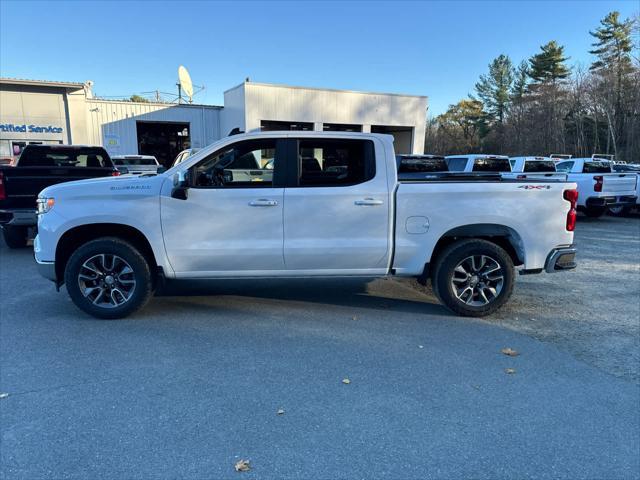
[528,41,570,84]
[511,61,529,100]
[590,11,634,73]
[474,54,514,123]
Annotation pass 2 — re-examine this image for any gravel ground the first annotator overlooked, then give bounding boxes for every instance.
[1,214,639,479]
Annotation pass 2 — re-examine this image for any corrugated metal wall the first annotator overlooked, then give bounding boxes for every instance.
[86,100,222,155]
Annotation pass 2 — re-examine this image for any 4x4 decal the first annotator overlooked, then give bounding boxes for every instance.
[518,185,551,190]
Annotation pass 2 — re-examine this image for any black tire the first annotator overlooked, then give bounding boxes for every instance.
[1,226,28,249]
[584,207,606,218]
[431,239,515,317]
[608,205,631,217]
[64,237,153,319]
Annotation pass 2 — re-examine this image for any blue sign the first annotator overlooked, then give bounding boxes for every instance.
[0,123,63,134]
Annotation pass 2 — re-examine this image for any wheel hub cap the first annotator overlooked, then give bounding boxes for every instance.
[77,254,136,309]
[451,255,504,307]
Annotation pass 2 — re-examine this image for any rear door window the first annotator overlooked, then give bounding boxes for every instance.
[297,139,375,187]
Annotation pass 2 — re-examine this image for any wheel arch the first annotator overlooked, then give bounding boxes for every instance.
[55,223,158,285]
[423,223,525,280]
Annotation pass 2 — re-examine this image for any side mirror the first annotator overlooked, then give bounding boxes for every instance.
[171,170,189,200]
[157,166,167,174]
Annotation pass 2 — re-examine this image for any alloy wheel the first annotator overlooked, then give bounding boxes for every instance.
[77,254,137,308]
[451,255,504,306]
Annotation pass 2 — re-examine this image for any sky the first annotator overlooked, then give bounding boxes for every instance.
[1,0,638,115]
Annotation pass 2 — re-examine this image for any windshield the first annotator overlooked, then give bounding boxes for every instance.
[583,161,612,173]
[524,161,557,172]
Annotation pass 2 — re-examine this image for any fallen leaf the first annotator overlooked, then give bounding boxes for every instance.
[505,368,516,375]
[277,408,285,415]
[342,378,351,384]
[0,393,8,399]
[235,459,251,472]
[501,348,519,357]
[418,345,424,349]
[352,316,358,321]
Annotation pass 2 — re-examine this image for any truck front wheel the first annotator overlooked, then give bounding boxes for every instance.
[1,226,28,249]
[432,239,514,317]
[64,237,153,319]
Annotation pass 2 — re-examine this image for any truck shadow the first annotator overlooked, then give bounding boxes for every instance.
[155,277,450,317]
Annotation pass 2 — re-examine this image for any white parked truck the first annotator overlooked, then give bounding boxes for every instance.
[555,157,637,217]
[445,154,511,173]
[34,132,578,319]
[506,157,567,181]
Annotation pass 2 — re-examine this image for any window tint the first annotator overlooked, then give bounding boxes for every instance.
[583,161,612,173]
[472,157,510,172]
[192,139,276,188]
[397,156,447,173]
[117,157,157,166]
[555,161,574,173]
[18,147,110,167]
[446,157,468,171]
[297,139,375,187]
[524,161,557,172]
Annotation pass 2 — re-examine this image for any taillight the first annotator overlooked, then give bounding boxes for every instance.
[563,189,578,231]
[112,170,121,176]
[593,175,603,192]
[0,171,5,201]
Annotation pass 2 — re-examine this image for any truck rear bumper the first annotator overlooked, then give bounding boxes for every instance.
[585,196,637,208]
[0,209,37,226]
[545,246,577,273]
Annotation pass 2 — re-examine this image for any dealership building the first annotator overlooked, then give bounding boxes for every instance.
[0,77,428,166]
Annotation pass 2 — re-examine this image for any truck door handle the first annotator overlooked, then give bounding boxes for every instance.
[248,199,278,207]
[354,198,383,206]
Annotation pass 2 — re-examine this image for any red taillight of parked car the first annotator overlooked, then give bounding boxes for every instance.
[593,175,603,192]
[0,171,5,201]
[111,170,121,176]
[564,189,578,231]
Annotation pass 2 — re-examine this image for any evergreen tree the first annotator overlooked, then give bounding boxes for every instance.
[511,61,529,100]
[474,54,514,123]
[590,11,634,73]
[528,41,570,83]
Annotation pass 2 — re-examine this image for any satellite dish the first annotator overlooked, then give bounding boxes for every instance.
[178,65,194,103]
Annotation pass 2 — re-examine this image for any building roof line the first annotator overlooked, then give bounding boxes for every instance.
[0,77,86,89]
[225,80,428,99]
[87,98,223,108]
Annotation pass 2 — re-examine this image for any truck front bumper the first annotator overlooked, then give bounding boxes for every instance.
[36,258,57,282]
[585,196,637,208]
[545,246,577,273]
[0,209,37,226]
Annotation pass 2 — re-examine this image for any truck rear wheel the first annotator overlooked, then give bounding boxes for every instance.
[432,239,514,317]
[64,237,153,319]
[584,206,606,218]
[1,226,28,249]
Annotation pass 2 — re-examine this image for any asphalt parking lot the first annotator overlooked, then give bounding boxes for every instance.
[1,214,639,479]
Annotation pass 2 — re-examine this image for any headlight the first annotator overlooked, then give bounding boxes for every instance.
[37,197,55,214]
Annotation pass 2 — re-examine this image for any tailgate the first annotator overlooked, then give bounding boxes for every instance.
[602,173,637,193]
[2,167,114,209]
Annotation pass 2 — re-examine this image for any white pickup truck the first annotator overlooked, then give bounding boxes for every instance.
[34,132,578,319]
[445,154,512,173]
[507,157,567,181]
[555,157,637,217]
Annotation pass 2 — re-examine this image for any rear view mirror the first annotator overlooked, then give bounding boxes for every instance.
[171,170,189,200]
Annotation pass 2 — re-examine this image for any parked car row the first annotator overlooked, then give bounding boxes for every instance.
[396,153,639,218]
